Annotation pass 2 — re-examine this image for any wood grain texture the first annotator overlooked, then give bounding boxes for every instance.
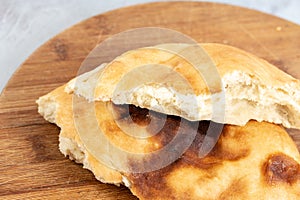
[1,2,300,199]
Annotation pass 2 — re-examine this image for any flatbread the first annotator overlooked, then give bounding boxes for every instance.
[66,43,300,129]
[37,84,300,199]
[37,85,123,185]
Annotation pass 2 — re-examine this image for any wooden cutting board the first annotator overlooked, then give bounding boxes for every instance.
[1,2,300,199]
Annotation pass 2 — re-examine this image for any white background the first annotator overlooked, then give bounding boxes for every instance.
[1,0,300,92]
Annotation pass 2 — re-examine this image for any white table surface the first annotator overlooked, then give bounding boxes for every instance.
[1,0,300,92]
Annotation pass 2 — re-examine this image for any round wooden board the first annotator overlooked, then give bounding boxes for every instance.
[1,2,300,199]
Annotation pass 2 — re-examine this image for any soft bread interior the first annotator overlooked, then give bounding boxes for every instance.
[66,43,300,129]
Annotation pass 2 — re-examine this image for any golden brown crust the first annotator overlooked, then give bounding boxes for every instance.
[37,43,300,199]
[42,85,123,184]
[94,47,211,99]
[38,86,300,199]
[263,153,300,185]
[202,43,299,85]
[127,121,300,200]
[93,43,300,98]
[68,43,300,129]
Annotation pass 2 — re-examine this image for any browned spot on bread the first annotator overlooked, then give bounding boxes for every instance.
[129,105,151,126]
[112,103,198,153]
[119,104,249,172]
[128,165,175,199]
[125,113,199,172]
[263,153,300,185]
[183,123,249,169]
[124,108,255,199]
[113,104,162,127]
[148,115,198,149]
[111,104,130,120]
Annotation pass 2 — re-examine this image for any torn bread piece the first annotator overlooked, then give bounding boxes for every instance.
[67,43,300,129]
[37,85,123,185]
[37,83,300,200]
